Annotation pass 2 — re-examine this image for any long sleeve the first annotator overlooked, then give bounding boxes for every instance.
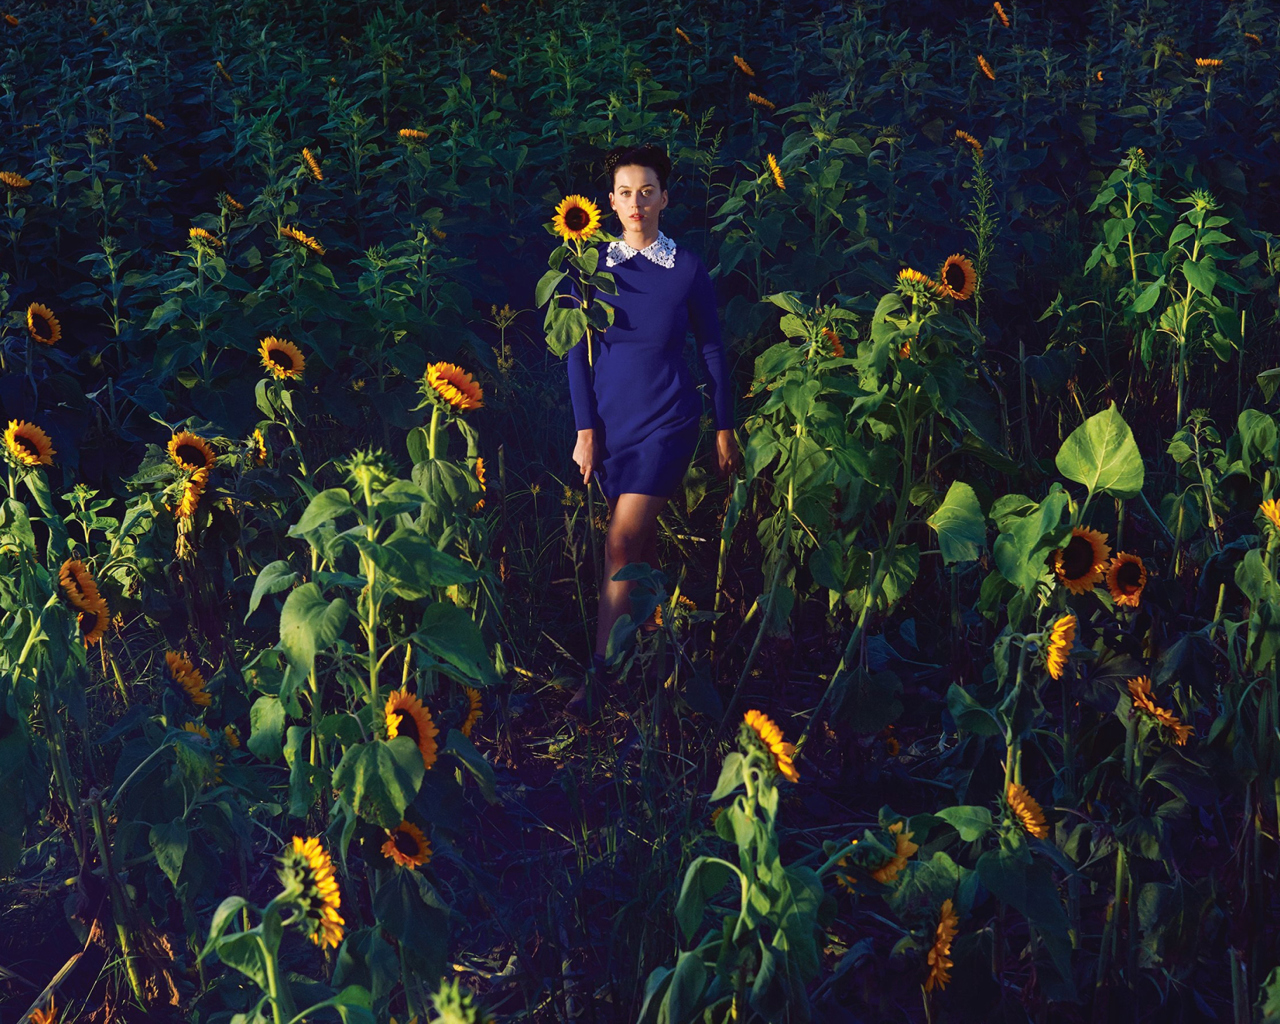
[563,278,597,431]
[687,256,735,431]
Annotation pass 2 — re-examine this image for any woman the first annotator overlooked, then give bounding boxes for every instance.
[563,144,741,718]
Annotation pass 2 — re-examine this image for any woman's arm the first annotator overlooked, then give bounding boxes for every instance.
[687,257,735,432]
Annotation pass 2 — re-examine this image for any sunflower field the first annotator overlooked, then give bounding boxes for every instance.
[1,0,1280,1020]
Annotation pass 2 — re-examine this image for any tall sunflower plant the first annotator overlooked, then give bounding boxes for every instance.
[538,193,619,363]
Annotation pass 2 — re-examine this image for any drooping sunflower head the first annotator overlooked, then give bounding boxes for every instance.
[176,466,209,520]
[141,154,158,172]
[188,226,222,250]
[977,54,996,80]
[1044,614,1076,680]
[220,191,246,214]
[766,152,786,190]
[820,327,846,358]
[224,724,241,748]
[747,92,776,111]
[992,1,1010,28]
[399,127,431,144]
[385,688,439,770]
[1052,526,1111,594]
[249,428,268,467]
[924,898,959,993]
[280,224,326,256]
[166,651,211,708]
[58,558,102,611]
[741,708,800,783]
[168,431,216,472]
[277,836,344,950]
[381,820,432,868]
[424,361,484,412]
[938,254,977,301]
[732,54,756,77]
[4,420,56,468]
[954,129,984,162]
[551,194,603,243]
[459,686,483,738]
[78,597,110,647]
[869,819,919,884]
[259,336,306,380]
[1127,676,1194,745]
[1194,57,1224,71]
[301,147,323,181]
[897,267,946,302]
[26,303,61,345]
[1006,781,1049,839]
[145,113,166,130]
[1106,552,1147,608]
[0,170,32,190]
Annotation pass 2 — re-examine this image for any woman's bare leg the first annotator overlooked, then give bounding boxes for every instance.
[596,493,668,657]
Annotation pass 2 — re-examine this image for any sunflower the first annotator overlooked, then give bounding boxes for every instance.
[1044,614,1076,680]
[741,709,800,783]
[3,14,17,26]
[822,327,845,357]
[382,820,432,868]
[167,651,211,707]
[425,361,484,411]
[460,686,483,738]
[26,303,61,345]
[1194,57,1224,70]
[924,899,959,993]
[0,170,30,190]
[278,836,344,950]
[653,594,697,628]
[145,113,166,130]
[992,1,1010,27]
[385,688,439,770]
[1127,676,1194,745]
[29,997,56,1024]
[1052,526,1111,594]
[224,724,241,748]
[489,69,508,81]
[551,194,602,243]
[4,420,56,468]
[766,153,786,190]
[938,254,977,301]
[250,428,267,467]
[168,431,216,472]
[732,54,755,77]
[747,92,776,111]
[399,127,430,143]
[58,559,103,612]
[870,820,919,883]
[78,596,110,647]
[141,154,158,172]
[1260,499,1280,532]
[1106,552,1147,608]
[183,722,211,742]
[259,336,306,380]
[1095,70,1104,82]
[177,466,209,519]
[675,27,692,44]
[220,191,245,213]
[471,456,486,511]
[977,54,996,80]
[1244,32,1262,45]
[280,225,326,256]
[1006,781,1048,839]
[897,267,946,298]
[215,60,232,83]
[301,147,323,181]
[954,129,984,161]
[188,226,222,249]
[431,226,447,241]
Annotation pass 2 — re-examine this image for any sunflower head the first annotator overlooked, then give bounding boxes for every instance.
[301,147,323,181]
[385,688,439,770]
[938,254,977,301]
[4,420,56,469]
[992,1,1010,28]
[552,195,603,243]
[259,336,306,380]
[59,559,102,611]
[224,724,241,748]
[732,54,756,77]
[280,224,326,256]
[740,708,800,783]
[145,113,166,130]
[277,836,344,949]
[1106,552,1147,608]
[869,819,919,883]
[1127,676,1194,745]
[1052,526,1111,594]
[0,170,32,190]
[1006,781,1049,839]
[924,898,959,993]
[896,267,946,302]
[821,327,845,358]
[766,153,786,190]
[977,54,996,80]
[423,361,484,412]
[188,226,222,250]
[1044,614,1076,680]
[168,431,216,472]
[459,686,483,738]
[166,651,211,707]
[954,129,984,162]
[1260,499,1280,533]
[399,127,431,144]
[249,428,268,467]
[382,820,432,868]
[26,303,61,345]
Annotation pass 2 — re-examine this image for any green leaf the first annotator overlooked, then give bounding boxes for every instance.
[710,751,744,800]
[248,696,286,763]
[992,488,1071,591]
[331,737,425,829]
[245,560,300,622]
[675,857,743,943]
[1054,404,1144,499]
[149,820,188,886]
[662,949,709,1024]
[1181,257,1216,298]
[927,481,986,564]
[443,729,497,804]
[936,805,994,842]
[278,583,350,687]
[381,532,479,596]
[287,488,354,538]
[1261,368,1280,405]
[1128,275,1165,314]
[976,848,1076,998]
[830,668,903,734]
[414,602,502,686]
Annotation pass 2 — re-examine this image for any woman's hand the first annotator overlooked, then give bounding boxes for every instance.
[573,428,601,486]
[715,429,741,481]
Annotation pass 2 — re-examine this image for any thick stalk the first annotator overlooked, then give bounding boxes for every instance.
[88,794,145,1002]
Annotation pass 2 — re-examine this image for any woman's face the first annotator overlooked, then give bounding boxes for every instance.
[609,164,668,231]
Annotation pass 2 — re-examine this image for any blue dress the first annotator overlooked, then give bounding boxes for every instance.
[563,233,734,502]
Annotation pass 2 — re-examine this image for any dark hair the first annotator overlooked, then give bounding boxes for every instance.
[603,144,671,194]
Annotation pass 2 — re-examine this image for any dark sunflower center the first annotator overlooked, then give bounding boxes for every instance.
[1060,535,1095,580]
[1116,561,1143,593]
[268,349,294,370]
[393,830,420,856]
[31,317,52,340]
[175,444,205,467]
[944,263,966,290]
[12,435,38,457]
[392,709,420,745]
[564,207,589,231]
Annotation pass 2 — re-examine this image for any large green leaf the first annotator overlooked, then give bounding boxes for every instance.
[287,488,354,538]
[246,560,300,622]
[674,856,743,943]
[332,737,425,829]
[248,696,285,763]
[1055,404,1144,499]
[443,729,497,804]
[992,487,1071,591]
[927,481,986,564]
[977,848,1076,999]
[279,583,350,688]
[414,602,502,686]
[149,820,188,886]
[936,806,993,842]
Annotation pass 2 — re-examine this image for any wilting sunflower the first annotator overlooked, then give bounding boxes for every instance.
[220,191,245,214]
[471,456,486,511]
[425,361,484,411]
[1006,781,1049,839]
[747,92,776,111]
[675,27,692,45]
[188,226,221,250]
[732,54,755,77]
[177,466,208,520]
[822,327,845,357]
[1260,499,1280,532]
[385,688,439,770]
[897,267,946,298]
[145,113,166,130]
[1127,677,1194,745]
[1244,32,1262,45]
[382,820,432,868]
[0,170,31,190]
[167,651,211,708]
[168,431,216,472]
[1106,552,1147,608]
[259,336,306,380]
[766,153,786,190]
[741,709,800,783]
[26,303,61,345]
[954,129,984,161]
[224,724,241,748]
[992,1,1010,27]
[870,820,919,884]
[938,254,977,301]
[1194,57,1224,70]
[79,596,110,647]
[141,154,158,172]
[551,194,602,243]
[399,127,430,143]
[488,69,508,81]
[280,224,326,256]
[301,147,323,181]
[976,54,996,80]
[924,898,959,993]
[4,420,56,468]
[1052,526,1110,594]
[58,559,103,612]
[460,686,483,738]
[278,836,344,950]
[1044,614,1076,680]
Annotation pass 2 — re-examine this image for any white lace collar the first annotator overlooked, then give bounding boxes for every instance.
[606,229,677,269]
